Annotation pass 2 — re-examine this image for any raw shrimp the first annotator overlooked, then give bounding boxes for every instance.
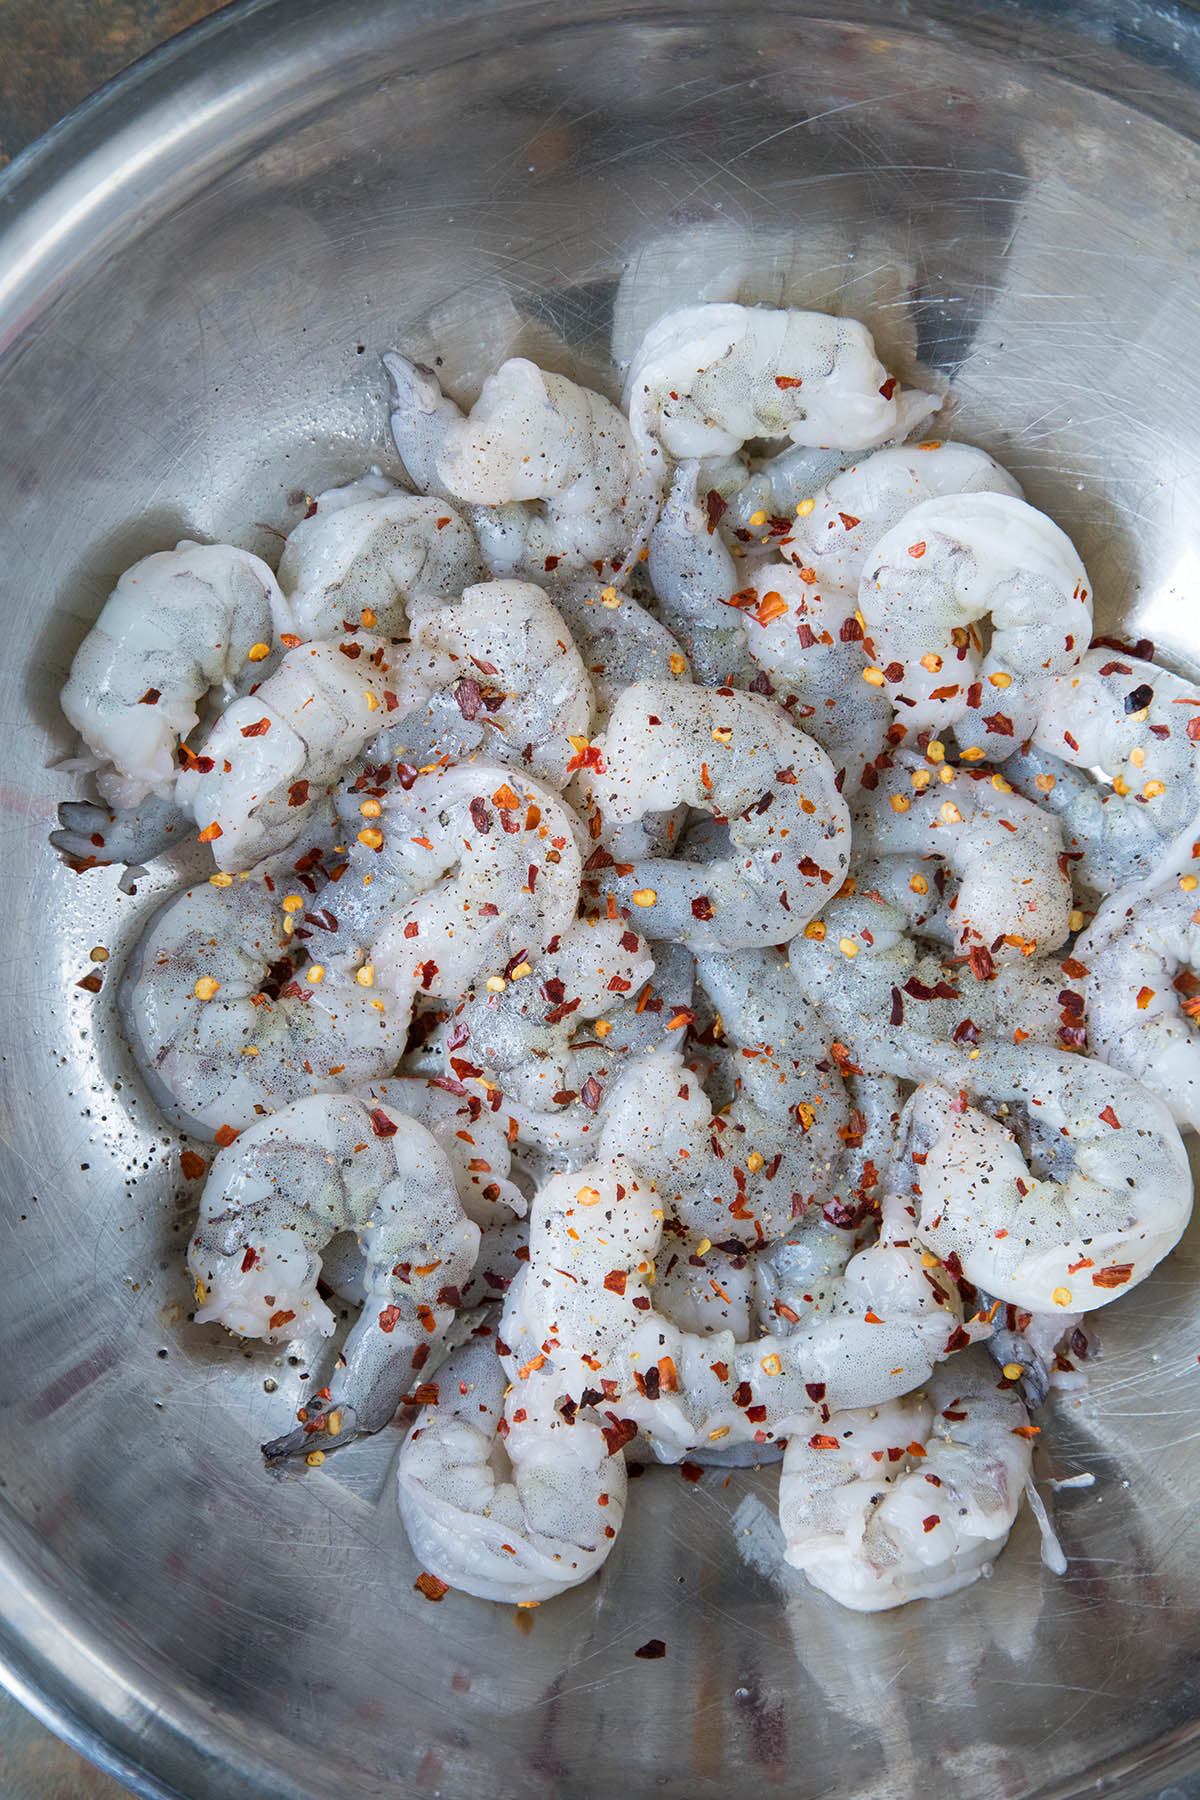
[783,441,1022,592]
[778,1349,1032,1612]
[597,948,849,1243]
[550,581,690,726]
[175,631,403,870]
[1021,648,1200,900]
[273,475,480,641]
[502,1161,978,1467]
[737,560,894,791]
[857,492,1091,751]
[314,764,584,1016]
[186,1095,479,1451]
[120,852,407,1136]
[588,681,851,949]
[354,1074,527,1226]
[1082,873,1200,1130]
[696,443,852,541]
[982,1302,1088,1409]
[893,1039,1192,1313]
[625,303,939,461]
[393,580,594,789]
[646,461,759,687]
[60,541,283,808]
[388,351,654,577]
[851,758,1073,961]
[396,1337,627,1602]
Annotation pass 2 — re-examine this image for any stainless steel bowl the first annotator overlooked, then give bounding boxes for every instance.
[3,3,1200,1795]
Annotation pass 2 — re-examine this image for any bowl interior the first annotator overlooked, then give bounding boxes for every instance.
[3,3,1200,1796]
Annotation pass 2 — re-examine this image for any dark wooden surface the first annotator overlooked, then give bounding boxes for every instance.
[0,10,233,1800]
[0,0,227,168]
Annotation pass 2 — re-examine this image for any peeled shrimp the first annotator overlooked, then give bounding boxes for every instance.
[274,475,480,641]
[175,632,402,870]
[857,492,1091,750]
[1082,873,1200,1130]
[388,351,653,577]
[396,1337,626,1602]
[778,1349,1032,1612]
[550,581,690,727]
[120,852,407,1136]
[186,1095,479,1450]
[60,541,283,809]
[894,1040,1192,1314]
[353,1075,526,1227]
[1023,648,1200,900]
[597,949,849,1243]
[783,441,1022,592]
[393,580,594,789]
[851,758,1072,961]
[625,303,939,461]
[588,681,851,948]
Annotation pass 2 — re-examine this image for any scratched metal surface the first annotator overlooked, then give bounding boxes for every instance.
[2,2,1200,1797]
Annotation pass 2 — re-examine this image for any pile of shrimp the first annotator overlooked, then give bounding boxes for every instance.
[54,289,1197,1618]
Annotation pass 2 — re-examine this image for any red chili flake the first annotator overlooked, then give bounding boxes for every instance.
[1092,1263,1133,1287]
[968,945,996,982]
[1063,730,1080,753]
[690,896,715,921]
[240,1246,258,1273]
[944,1326,971,1353]
[418,960,438,990]
[884,661,905,683]
[1099,1105,1121,1129]
[601,1417,638,1456]
[603,1270,627,1296]
[543,555,560,572]
[903,976,959,1001]
[526,863,539,892]
[879,376,898,399]
[983,713,1014,737]
[370,1108,398,1138]
[808,1433,839,1450]
[922,1515,940,1534]
[414,1571,449,1602]
[929,684,959,701]
[180,1150,207,1180]
[838,511,861,531]
[680,1462,703,1483]
[213,1124,240,1148]
[775,375,804,389]
[197,821,223,843]
[907,541,926,559]
[704,489,728,533]
[952,1017,981,1046]
[138,687,161,705]
[1060,956,1088,979]
[635,1639,667,1659]
[264,1308,294,1332]
[580,1075,604,1112]
[240,718,272,738]
[454,678,483,721]
[1188,718,1200,744]
[288,780,310,807]
[75,971,103,993]
[795,621,818,649]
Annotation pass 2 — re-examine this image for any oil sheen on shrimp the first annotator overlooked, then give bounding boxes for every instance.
[187,1095,479,1450]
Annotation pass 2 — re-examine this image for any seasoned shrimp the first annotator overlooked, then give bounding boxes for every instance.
[396,1337,627,1602]
[175,631,404,870]
[857,493,1091,751]
[388,351,654,576]
[894,1040,1192,1313]
[392,580,594,789]
[646,461,759,687]
[502,1161,978,1467]
[60,541,283,808]
[778,1349,1032,1612]
[588,681,851,948]
[50,790,188,873]
[1082,873,1200,1130]
[306,764,584,1017]
[598,949,849,1243]
[626,303,939,461]
[1021,649,1200,900]
[186,1096,479,1451]
[696,443,852,541]
[274,475,480,641]
[738,560,893,791]
[851,758,1073,961]
[783,442,1022,592]
[354,1075,526,1226]
[120,851,407,1136]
